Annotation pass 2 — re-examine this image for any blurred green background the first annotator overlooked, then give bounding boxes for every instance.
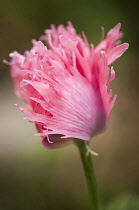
[0,0,139,209]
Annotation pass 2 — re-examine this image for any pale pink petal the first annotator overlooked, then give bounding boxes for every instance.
[107,43,129,65]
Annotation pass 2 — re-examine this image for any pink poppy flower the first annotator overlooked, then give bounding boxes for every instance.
[5,22,129,148]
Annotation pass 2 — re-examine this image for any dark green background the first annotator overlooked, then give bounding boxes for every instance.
[0,0,139,209]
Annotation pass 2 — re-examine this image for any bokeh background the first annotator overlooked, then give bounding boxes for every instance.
[0,0,139,209]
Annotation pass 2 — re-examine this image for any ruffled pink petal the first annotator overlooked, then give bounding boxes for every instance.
[36,123,72,148]
[107,43,129,65]
[5,22,129,148]
[42,135,72,148]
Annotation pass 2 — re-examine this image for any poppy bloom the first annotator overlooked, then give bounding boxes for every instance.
[5,22,129,148]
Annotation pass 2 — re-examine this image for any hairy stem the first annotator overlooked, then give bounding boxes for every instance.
[75,140,101,210]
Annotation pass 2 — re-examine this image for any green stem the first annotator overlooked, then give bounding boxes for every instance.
[75,140,101,210]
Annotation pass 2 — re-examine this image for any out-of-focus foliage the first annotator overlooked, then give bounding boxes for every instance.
[105,195,139,210]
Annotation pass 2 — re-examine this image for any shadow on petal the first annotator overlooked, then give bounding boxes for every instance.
[42,134,72,148]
